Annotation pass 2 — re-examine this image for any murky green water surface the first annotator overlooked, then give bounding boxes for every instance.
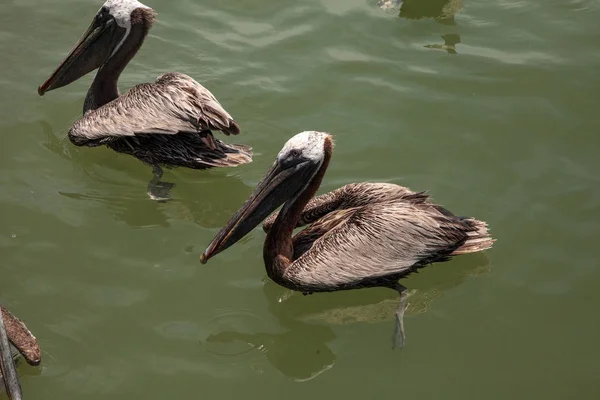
[1,0,599,398]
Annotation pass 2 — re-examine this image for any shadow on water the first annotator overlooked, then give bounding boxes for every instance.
[207,252,491,381]
[206,283,337,382]
[0,356,41,396]
[40,120,252,229]
[378,0,463,54]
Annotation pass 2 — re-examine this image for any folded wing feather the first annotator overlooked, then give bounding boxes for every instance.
[70,72,240,141]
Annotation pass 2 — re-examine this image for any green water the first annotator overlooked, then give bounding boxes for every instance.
[1,0,599,398]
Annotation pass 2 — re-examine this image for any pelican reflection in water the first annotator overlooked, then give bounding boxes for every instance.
[38,0,252,201]
[0,306,41,400]
[201,131,494,348]
[378,0,463,23]
[378,0,464,54]
[208,253,491,380]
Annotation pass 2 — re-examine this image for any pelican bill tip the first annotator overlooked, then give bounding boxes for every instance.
[199,252,208,264]
[37,81,51,96]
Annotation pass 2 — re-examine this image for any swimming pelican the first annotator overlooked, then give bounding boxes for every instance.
[200,131,494,348]
[38,0,252,201]
[0,306,41,400]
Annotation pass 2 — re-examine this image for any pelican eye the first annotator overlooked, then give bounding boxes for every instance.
[279,149,308,170]
[96,6,109,20]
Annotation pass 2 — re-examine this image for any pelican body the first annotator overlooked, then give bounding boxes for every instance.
[0,306,41,400]
[38,0,252,200]
[200,131,494,347]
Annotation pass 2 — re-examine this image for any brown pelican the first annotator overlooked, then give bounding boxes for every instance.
[200,131,494,348]
[0,306,41,400]
[38,0,252,201]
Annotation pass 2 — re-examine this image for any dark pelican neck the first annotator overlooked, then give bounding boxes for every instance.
[83,8,155,113]
[263,141,333,283]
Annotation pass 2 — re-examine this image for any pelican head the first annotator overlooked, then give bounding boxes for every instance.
[200,131,333,264]
[38,0,154,96]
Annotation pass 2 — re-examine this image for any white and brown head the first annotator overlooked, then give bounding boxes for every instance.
[38,0,156,95]
[200,131,334,264]
[276,130,331,167]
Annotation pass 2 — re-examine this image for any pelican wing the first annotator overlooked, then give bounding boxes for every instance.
[263,188,342,232]
[0,306,40,366]
[263,182,422,232]
[70,72,240,142]
[284,201,474,290]
[290,207,356,260]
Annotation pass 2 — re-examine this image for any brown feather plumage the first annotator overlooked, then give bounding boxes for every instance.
[265,183,493,292]
[0,306,40,366]
[71,72,242,142]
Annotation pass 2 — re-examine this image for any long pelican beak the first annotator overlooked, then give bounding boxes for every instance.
[38,12,124,95]
[0,311,21,400]
[200,159,317,264]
